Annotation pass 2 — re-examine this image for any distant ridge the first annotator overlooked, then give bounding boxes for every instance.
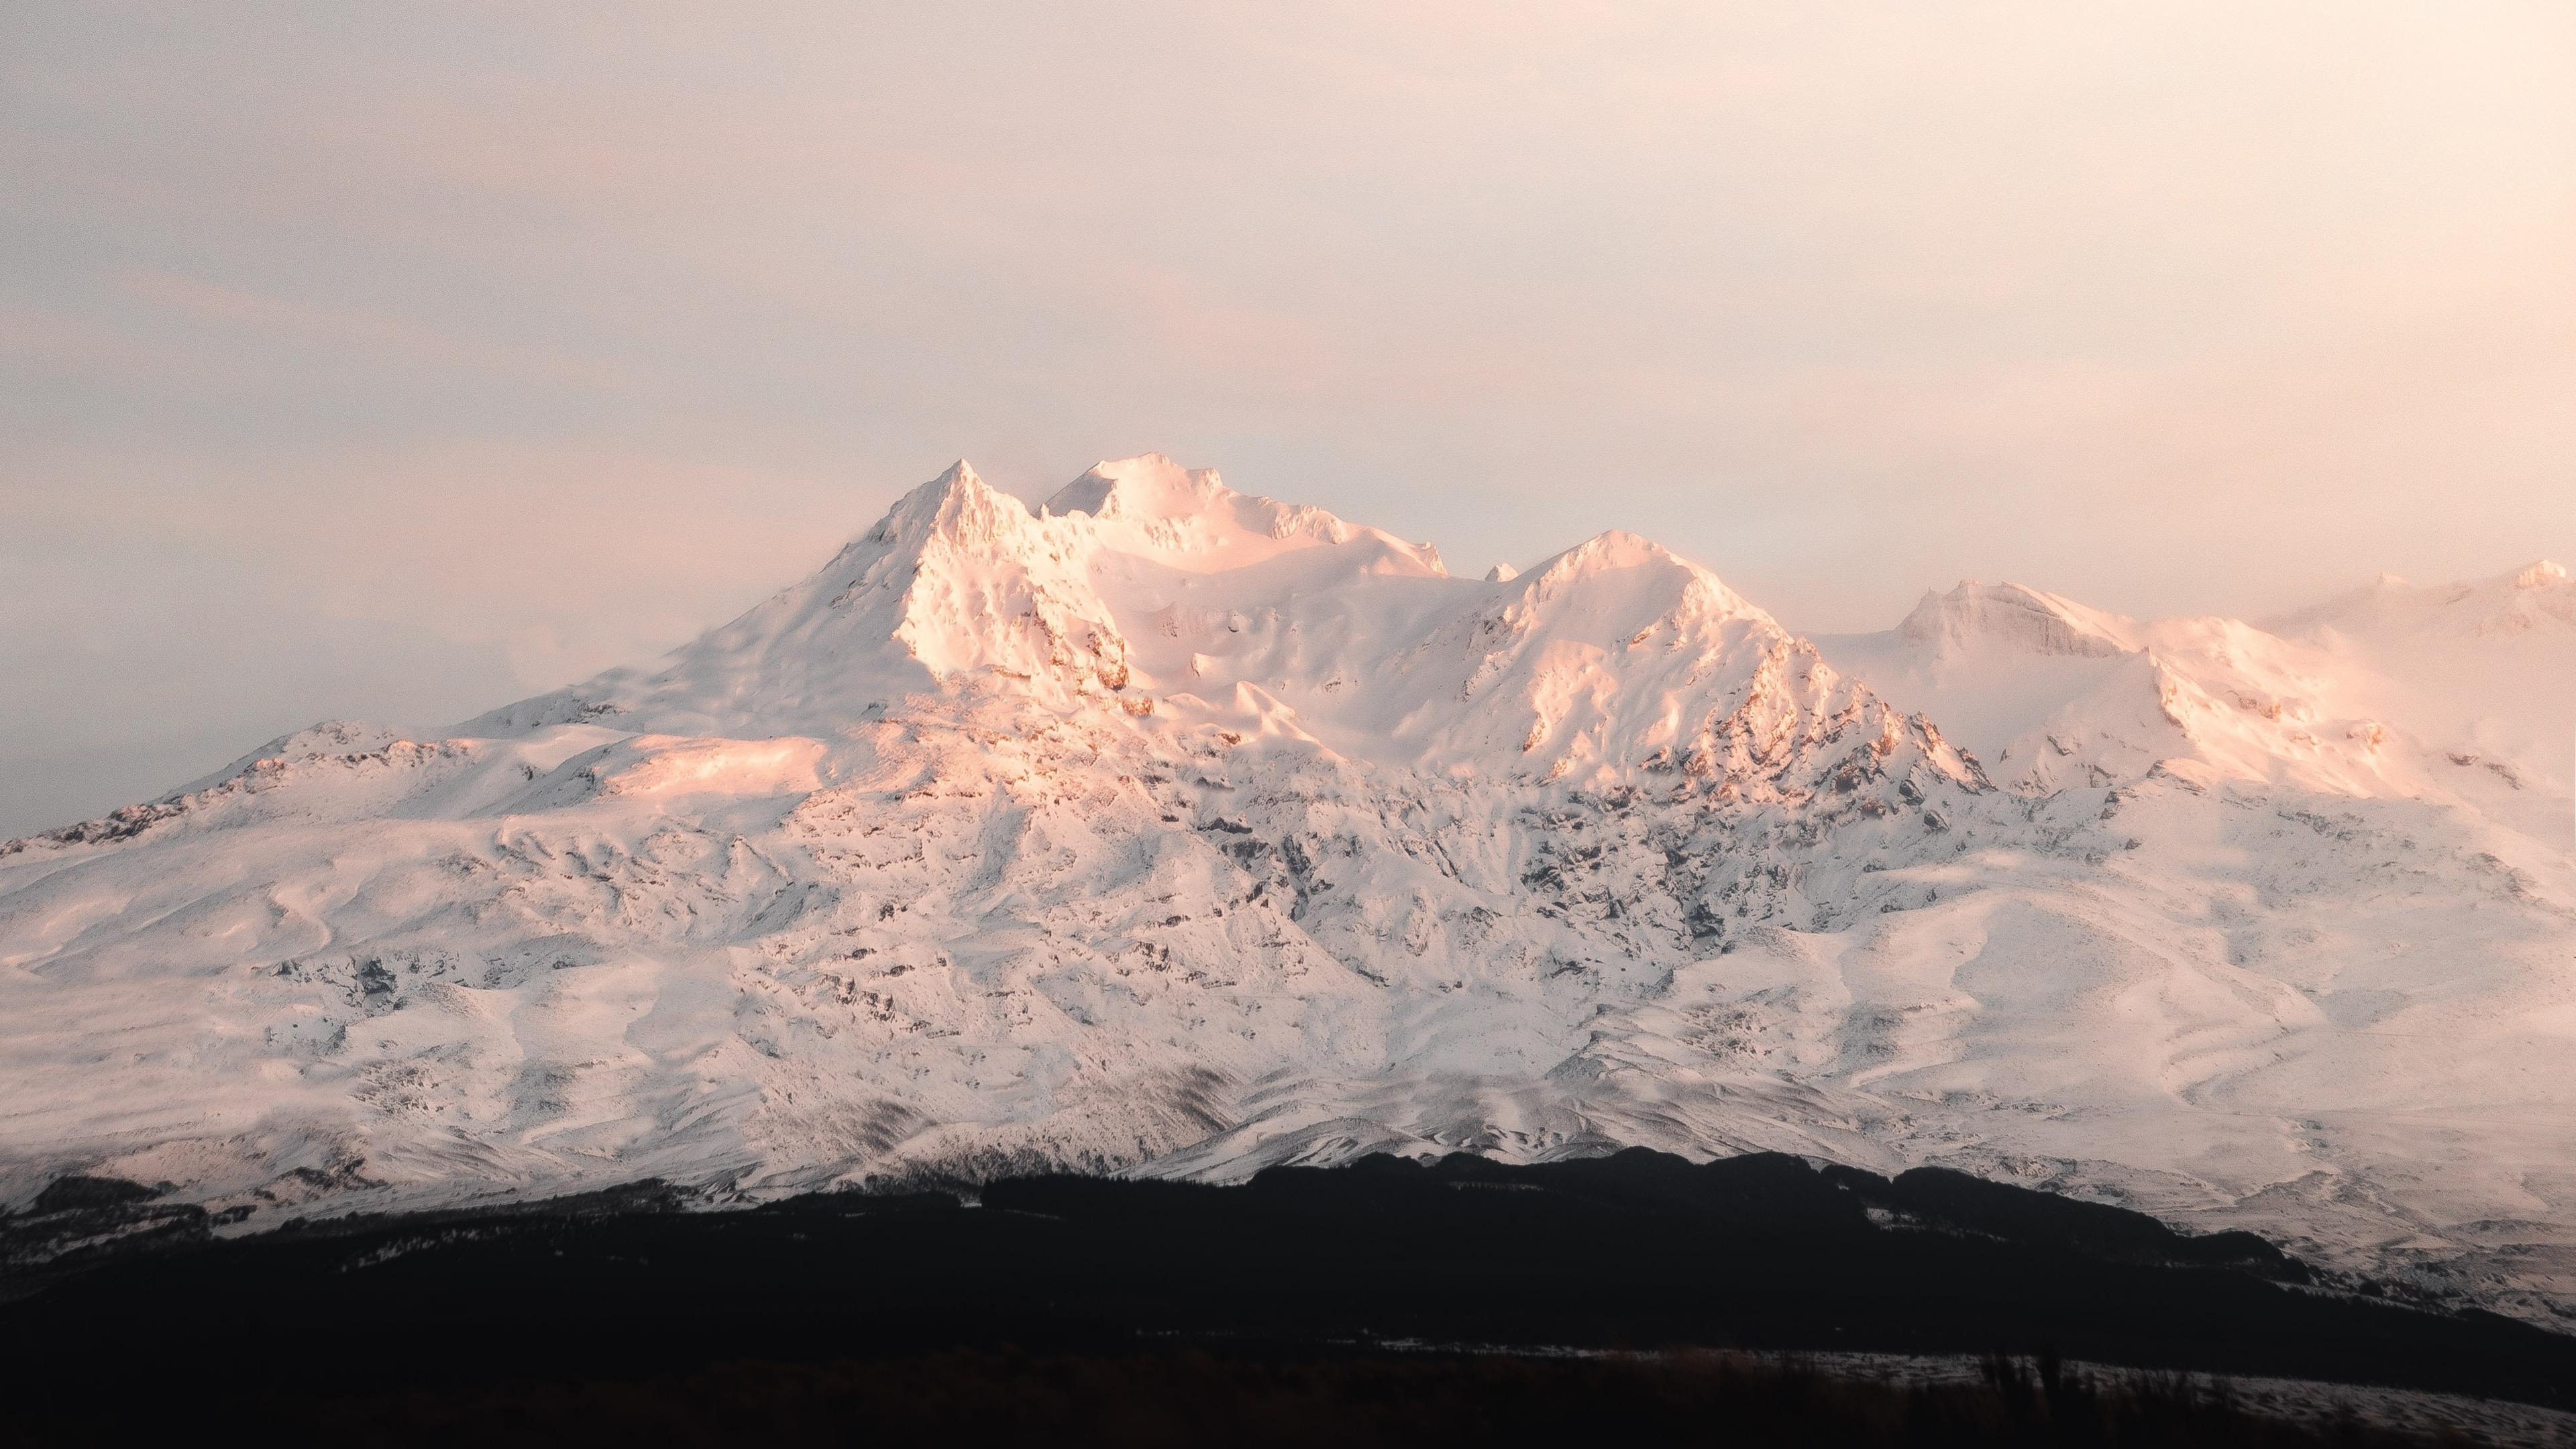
[13,1149,2575,1431]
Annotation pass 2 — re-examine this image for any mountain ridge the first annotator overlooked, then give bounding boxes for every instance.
[4,455,2572,1330]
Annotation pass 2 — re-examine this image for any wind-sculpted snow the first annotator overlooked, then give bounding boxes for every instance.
[4,458,2573,1327]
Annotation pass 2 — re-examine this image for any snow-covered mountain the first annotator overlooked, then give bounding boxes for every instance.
[5,457,2573,1322]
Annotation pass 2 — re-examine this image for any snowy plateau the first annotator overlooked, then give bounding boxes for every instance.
[5,455,2574,1322]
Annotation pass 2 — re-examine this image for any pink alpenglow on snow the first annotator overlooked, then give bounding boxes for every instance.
[5,458,2575,1326]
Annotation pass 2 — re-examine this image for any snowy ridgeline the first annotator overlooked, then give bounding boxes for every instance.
[3,455,2573,1321]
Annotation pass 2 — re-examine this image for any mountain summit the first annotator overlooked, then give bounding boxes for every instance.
[484,457,1973,797]
[5,457,2572,1326]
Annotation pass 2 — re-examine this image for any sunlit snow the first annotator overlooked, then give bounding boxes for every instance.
[5,456,2572,1321]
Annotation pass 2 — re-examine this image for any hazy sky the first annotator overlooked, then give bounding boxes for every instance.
[5,3,2573,835]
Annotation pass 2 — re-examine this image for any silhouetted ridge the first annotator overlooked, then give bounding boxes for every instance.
[7,1147,2573,1435]
[1873,1164,2300,1277]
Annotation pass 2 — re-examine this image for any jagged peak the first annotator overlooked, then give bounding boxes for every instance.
[875,459,1034,547]
[2509,558,2568,589]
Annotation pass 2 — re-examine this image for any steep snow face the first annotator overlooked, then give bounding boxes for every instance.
[486,455,1461,743]
[4,459,2574,1326]
[517,462,1135,735]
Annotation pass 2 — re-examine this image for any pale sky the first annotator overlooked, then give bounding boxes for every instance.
[5,3,2573,835]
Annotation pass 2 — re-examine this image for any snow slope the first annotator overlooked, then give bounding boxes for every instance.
[5,458,2573,1322]
[2264,561,2576,827]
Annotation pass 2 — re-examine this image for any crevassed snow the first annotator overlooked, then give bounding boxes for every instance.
[4,458,2573,1325]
